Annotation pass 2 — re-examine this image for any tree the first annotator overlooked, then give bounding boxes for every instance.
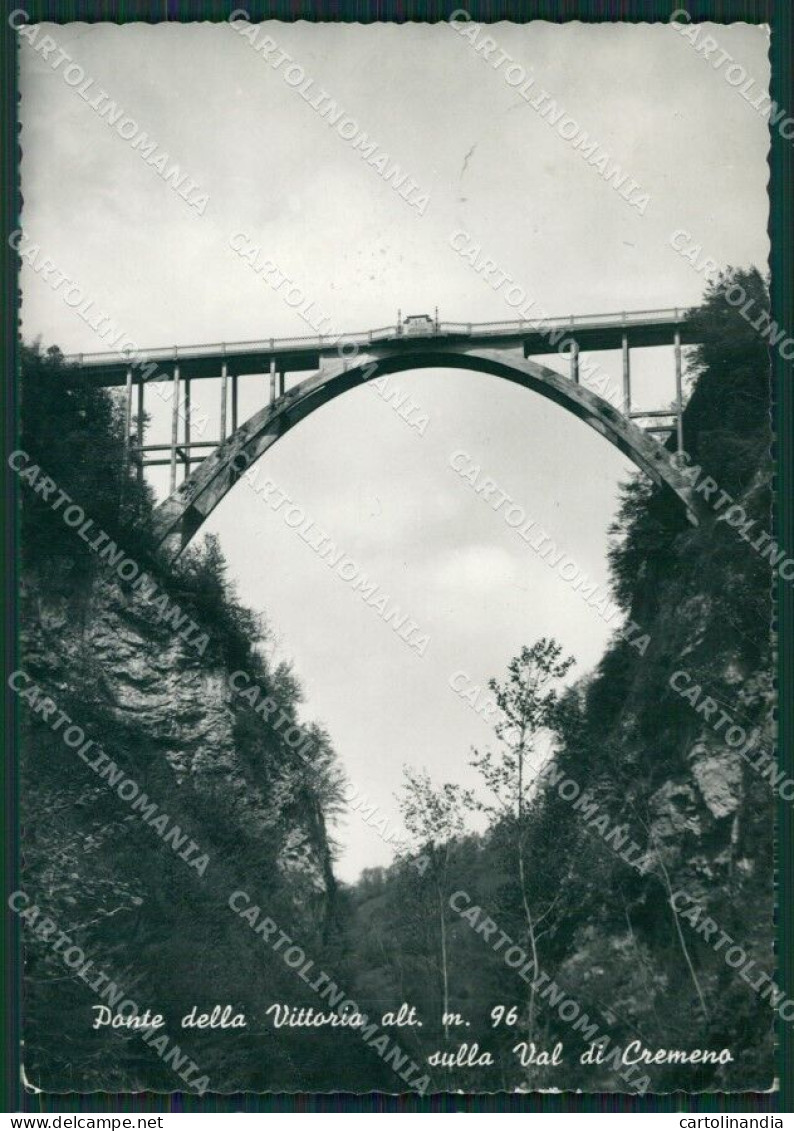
[289,723,348,943]
[470,639,575,1061]
[397,768,473,1039]
[608,266,772,613]
[19,343,152,574]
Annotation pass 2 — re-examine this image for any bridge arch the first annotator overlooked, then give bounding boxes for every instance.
[150,343,700,562]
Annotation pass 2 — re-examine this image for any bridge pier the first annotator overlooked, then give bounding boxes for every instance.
[220,361,228,441]
[122,367,133,497]
[170,363,180,493]
[570,340,579,384]
[232,373,238,432]
[674,326,683,453]
[122,366,132,477]
[136,371,144,488]
[184,376,192,477]
[622,330,631,415]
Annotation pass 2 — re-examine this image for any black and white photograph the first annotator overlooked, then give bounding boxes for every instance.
[6,4,788,1108]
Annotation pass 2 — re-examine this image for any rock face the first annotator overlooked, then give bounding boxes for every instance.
[644,547,773,883]
[689,749,744,820]
[19,555,344,1092]
[556,446,775,1090]
[21,568,330,896]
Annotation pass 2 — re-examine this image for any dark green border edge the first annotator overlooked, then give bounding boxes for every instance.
[1,0,790,1115]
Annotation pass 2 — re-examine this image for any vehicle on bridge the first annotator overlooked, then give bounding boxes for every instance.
[401,313,437,337]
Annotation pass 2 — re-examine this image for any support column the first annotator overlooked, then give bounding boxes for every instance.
[674,327,684,453]
[170,364,180,494]
[184,376,191,477]
[136,372,144,488]
[570,340,579,384]
[232,373,238,432]
[122,367,132,483]
[270,357,277,404]
[622,331,631,415]
[278,369,285,398]
[220,361,228,441]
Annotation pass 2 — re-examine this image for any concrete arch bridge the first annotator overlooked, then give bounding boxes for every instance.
[64,308,701,563]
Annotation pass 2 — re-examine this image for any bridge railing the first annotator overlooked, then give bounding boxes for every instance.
[64,307,687,368]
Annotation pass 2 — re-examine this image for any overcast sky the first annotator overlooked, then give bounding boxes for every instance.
[19,18,770,881]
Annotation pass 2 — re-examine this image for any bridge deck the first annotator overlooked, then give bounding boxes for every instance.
[63,308,697,386]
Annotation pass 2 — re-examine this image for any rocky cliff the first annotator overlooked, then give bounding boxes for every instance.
[345,270,777,1094]
[17,344,349,1093]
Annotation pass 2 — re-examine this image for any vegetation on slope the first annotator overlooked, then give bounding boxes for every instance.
[16,267,775,1092]
[345,269,775,1092]
[16,346,386,1092]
